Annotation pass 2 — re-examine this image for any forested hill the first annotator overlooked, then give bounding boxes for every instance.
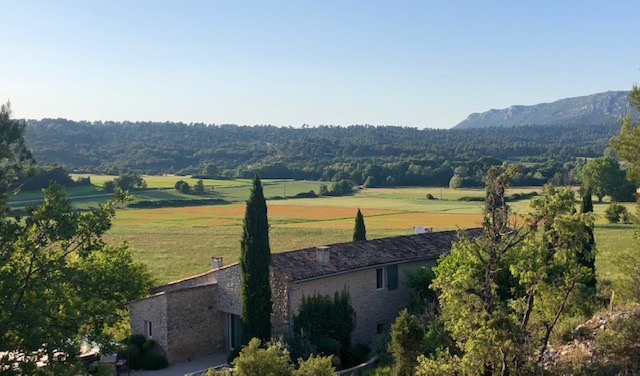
[454,91,634,129]
[24,119,617,184]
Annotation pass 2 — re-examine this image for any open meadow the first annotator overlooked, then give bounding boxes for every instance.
[10,175,636,300]
[96,182,638,304]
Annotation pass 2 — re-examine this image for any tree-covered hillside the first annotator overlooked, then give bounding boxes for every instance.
[24,119,617,186]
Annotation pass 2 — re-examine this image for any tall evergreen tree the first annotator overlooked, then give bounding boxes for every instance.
[580,189,597,291]
[240,174,272,344]
[353,208,366,241]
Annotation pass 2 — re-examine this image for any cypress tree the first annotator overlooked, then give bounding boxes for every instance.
[353,208,366,241]
[580,188,593,214]
[579,189,597,291]
[240,174,272,344]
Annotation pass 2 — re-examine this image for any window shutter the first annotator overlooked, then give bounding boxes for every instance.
[387,265,398,290]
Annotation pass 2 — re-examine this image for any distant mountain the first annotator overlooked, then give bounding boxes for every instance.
[454,91,636,129]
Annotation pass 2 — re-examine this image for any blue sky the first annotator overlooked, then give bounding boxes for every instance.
[2,1,639,128]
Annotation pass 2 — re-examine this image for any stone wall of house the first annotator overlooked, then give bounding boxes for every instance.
[165,284,225,363]
[129,293,169,358]
[288,260,434,344]
[215,264,242,316]
[150,270,217,294]
[270,270,291,336]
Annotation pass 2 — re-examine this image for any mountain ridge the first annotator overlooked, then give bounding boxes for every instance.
[454,91,636,129]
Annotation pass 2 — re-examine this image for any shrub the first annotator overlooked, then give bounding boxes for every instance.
[232,338,293,376]
[605,203,628,223]
[294,354,335,376]
[141,352,168,370]
[293,291,355,363]
[594,312,640,373]
[456,196,484,202]
[369,333,391,364]
[103,180,116,192]
[118,334,167,371]
[389,309,424,376]
[425,193,435,200]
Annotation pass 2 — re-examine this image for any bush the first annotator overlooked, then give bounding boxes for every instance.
[389,309,424,376]
[103,180,116,192]
[456,196,484,202]
[605,203,628,223]
[293,291,355,363]
[293,190,317,199]
[232,338,293,376]
[175,179,191,194]
[344,344,370,368]
[294,354,335,376]
[118,334,167,371]
[594,312,640,373]
[425,193,435,200]
[142,352,168,370]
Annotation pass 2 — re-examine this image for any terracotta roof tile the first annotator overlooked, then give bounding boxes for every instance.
[271,228,482,281]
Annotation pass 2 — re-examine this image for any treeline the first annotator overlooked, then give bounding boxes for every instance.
[24,119,617,187]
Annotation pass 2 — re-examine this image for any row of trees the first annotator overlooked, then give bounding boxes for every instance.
[25,117,616,186]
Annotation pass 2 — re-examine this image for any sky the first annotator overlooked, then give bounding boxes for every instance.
[2,1,639,129]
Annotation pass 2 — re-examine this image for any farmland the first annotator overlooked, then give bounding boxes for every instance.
[9,174,635,299]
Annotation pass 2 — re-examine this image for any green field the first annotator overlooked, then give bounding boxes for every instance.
[8,176,637,302]
[98,184,639,302]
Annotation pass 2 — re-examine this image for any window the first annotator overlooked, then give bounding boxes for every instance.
[387,265,398,290]
[376,323,385,334]
[376,268,384,290]
[144,320,152,338]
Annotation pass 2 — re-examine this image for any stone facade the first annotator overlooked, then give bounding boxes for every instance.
[129,292,169,357]
[215,265,242,316]
[129,231,476,363]
[165,284,224,363]
[287,260,433,344]
[129,283,224,363]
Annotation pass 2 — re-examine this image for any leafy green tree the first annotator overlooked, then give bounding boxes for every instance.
[448,174,462,189]
[240,174,272,344]
[0,102,33,214]
[424,167,594,374]
[611,84,640,182]
[194,179,205,193]
[389,309,424,376]
[0,186,154,372]
[353,208,366,241]
[175,179,191,194]
[580,156,626,202]
[103,179,116,192]
[232,338,292,376]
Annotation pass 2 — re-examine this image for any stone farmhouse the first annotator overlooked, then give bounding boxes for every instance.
[128,228,481,364]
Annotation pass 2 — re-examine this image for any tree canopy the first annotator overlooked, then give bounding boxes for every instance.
[422,167,595,374]
[0,104,154,373]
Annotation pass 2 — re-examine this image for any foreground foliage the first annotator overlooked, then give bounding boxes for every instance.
[0,103,154,373]
[421,166,595,374]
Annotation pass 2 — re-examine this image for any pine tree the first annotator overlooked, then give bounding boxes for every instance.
[580,188,594,214]
[240,174,272,344]
[353,208,366,241]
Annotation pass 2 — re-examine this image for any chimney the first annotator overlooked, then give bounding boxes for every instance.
[316,246,330,266]
[211,256,224,269]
